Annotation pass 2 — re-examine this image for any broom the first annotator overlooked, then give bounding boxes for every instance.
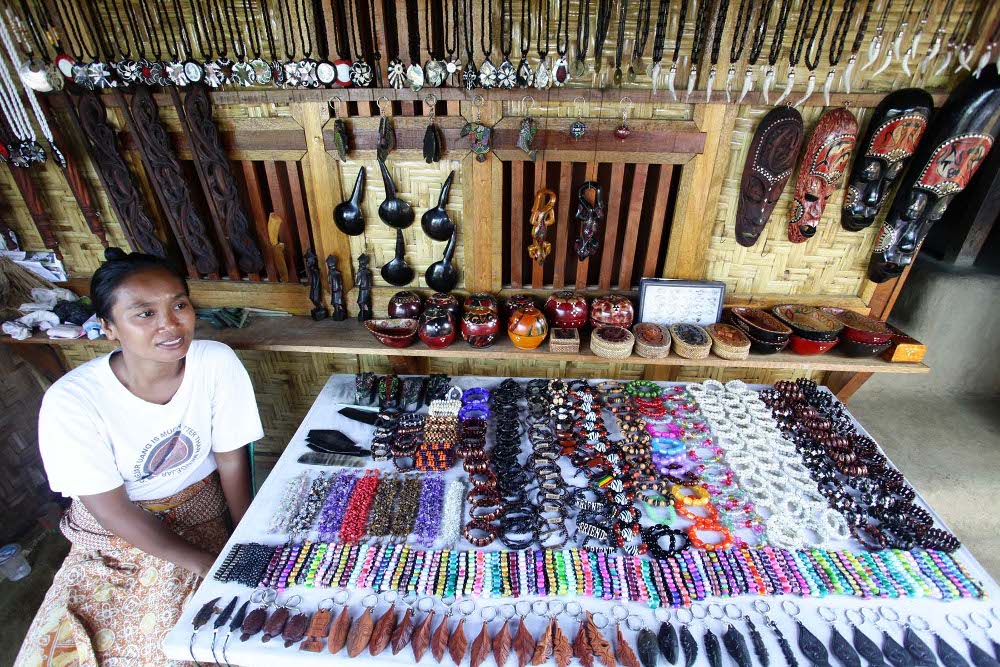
[0,255,56,318]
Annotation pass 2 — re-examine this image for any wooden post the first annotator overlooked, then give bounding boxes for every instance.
[461,100,503,293]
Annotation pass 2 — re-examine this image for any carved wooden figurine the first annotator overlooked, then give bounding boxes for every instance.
[356,252,374,322]
[527,188,557,265]
[304,249,327,321]
[327,254,347,321]
[574,181,604,259]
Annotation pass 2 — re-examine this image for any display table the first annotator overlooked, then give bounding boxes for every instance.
[163,375,999,666]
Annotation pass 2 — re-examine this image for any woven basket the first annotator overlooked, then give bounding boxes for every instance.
[707,323,751,360]
[669,323,712,360]
[632,323,672,358]
[549,328,581,353]
[590,326,636,359]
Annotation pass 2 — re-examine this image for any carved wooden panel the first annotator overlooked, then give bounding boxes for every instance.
[5,166,60,258]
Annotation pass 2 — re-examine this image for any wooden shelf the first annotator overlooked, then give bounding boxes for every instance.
[3,317,929,374]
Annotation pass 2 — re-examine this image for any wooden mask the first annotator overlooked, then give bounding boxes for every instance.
[842,89,932,232]
[869,71,1000,283]
[787,108,858,243]
[735,107,804,247]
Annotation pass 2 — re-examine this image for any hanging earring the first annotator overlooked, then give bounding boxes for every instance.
[423,94,442,163]
[329,100,350,162]
[461,94,494,162]
[377,97,395,162]
[569,96,587,139]
[517,96,539,160]
[615,96,632,140]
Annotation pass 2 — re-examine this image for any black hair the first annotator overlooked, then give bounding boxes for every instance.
[91,248,189,322]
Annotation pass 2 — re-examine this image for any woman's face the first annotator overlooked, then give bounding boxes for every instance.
[100,268,195,364]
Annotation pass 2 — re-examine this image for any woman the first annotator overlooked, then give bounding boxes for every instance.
[16,248,264,667]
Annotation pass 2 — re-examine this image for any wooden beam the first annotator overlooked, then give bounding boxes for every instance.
[826,371,874,403]
[462,100,503,292]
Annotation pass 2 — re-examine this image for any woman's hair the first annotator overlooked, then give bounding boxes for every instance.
[91,248,188,321]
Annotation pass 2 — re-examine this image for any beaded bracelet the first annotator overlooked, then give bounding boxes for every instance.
[338,470,380,543]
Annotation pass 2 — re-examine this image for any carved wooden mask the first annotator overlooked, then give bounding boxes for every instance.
[869,71,1000,283]
[842,89,932,232]
[787,108,858,243]
[735,107,804,247]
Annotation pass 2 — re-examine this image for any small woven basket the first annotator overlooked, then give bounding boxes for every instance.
[590,326,636,359]
[707,323,751,360]
[549,328,581,353]
[669,323,712,359]
[633,323,672,358]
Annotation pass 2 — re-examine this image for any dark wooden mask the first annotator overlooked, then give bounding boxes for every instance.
[787,108,858,243]
[735,106,804,247]
[869,70,1000,283]
[842,89,932,232]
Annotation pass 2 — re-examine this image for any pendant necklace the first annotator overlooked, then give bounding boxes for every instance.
[953,0,982,74]
[403,0,424,89]
[933,0,970,75]
[316,0,344,86]
[179,0,209,84]
[385,0,406,88]
[233,0,263,84]
[444,0,461,84]
[684,0,712,100]
[94,0,137,86]
[977,15,1000,76]
[860,0,892,72]
[0,13,47,166]
[794,0,835,106]
[762,0,793,102]
[612,0,629,86]
[629,0,652,82]
[154,0,188,85]
[773,0,817,106]
[424,0,447,87]
[478,0,497,87]
[824,0,857,103]
[461,0,478,88]
[83,0,118,88]
[738,0,773,101]
[497,0,516,87]
[518,0,534,84]
[726,0,756,101]
[920,0,956,73]
[258,0,281,84]
[127,0,161,86]
[667,0,689,98]
[593,0,613,85]
[51,0,87,84]
[13,0,62,91]
[344,0,375,86]
[199,0,229,87]
[649,0,670,93]
[571,0,588,78]
[139,0,172,86]
[872,0,915,77]
[293,0,319,87]
[901,0,931,74]
[554,0,571,84]
[704,0,733,101]
[276,0,302,86]
[220,0,247,86]
[533,0,551,88]
[841,0,875,91]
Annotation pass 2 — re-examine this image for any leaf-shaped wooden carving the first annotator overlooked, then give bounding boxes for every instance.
[574,619,595,667]
[553,620,573,667]
[533,619,556,665]
[392,608,416,655]
[449,618,468,667]
[494,619,512,667]
[513,618,536,667]
[432,616,452,663]
[617,625,642,667]
[587,613,617,667]
[346,608,374,658]
[370,604,398,656]
[328,606,351,654]
[470,622,493,667]
[413,610,436,663]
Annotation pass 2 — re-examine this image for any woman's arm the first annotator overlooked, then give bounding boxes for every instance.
[79,488,217,577]
[216,447,252,527]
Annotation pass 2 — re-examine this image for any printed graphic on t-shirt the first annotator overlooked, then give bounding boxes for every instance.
[133,426,202,483]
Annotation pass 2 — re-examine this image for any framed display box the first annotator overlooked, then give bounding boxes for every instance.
[637,278,726,326]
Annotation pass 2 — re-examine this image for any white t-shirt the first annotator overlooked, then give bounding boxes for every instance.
[38,340,264,502]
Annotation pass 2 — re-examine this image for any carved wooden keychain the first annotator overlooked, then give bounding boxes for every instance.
[587,611,618,667]
[369,591,400,656]
[299,597,335,652]
[613,605,643,667]
[471,606,496,667]
[494,603,516,667]
[391,594,419,656]
[262,594,301,643]
[527,188,557,265]
[432,597,458,663]
[449,598,476,666]
[411,596,438,661]
[346,593,379,657]
[512,600,537,667]
[240,589,276,642]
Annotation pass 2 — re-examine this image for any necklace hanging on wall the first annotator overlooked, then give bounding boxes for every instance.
[178,0,208,84]
[901,0,931,74]
[705,0,734,101]
[51,0,87,84]
[479,0,497,87]
[345,0,374,86]
[726,0,756,101]
[201,0,231,87]
[685,0,712,99]
[860,0,892,72]
[762,0,792,102]
[952,0,980,73]
[823,0,857,103]
[648,0,669,92]
[154,0,187,85]
[919,0,954,73]
[593,0,613,86]
[932,0,969,75]
[76,1,115,89]
[841,0,874,92]
[572,0,588,77]
[321,0,348,85]
[497,0,516,87]
[667,0,689,98]
[385,0,406,88]
[739,0,773,101]
[773,0,817,106]
[872,0,915,77]
[977,19,1000,76]
[443,0,460,83]
[212,0,241,85]
[404,0,425,89]
[534,0,552,88]
[795,0,836,106]
[223,0,256,86]
[277,0,301,86]
[553,0,571,84]
[92,0,136,86]
[294,0,319,87]
[629,0,652,82]
[611,0,629,86]
[13,0,63,92]
[145,0,174,86]
[424,0,447,86]
[461,0,478,88]
[518,0,534,84]
[257,0,281,84]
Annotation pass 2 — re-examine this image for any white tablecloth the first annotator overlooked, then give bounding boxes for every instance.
[163,375,1000,666]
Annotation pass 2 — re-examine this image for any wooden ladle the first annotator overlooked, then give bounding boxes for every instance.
[377,158,414,229]
[381,228,415,286]
[333,167,366,236]
[424,230,458,293]
[420,170,455,241]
